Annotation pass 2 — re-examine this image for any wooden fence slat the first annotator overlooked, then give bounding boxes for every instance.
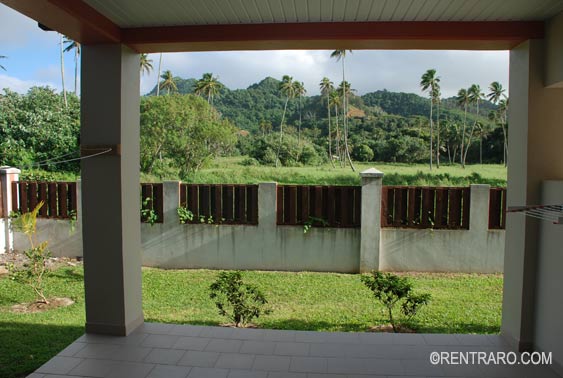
[341,187,353,227]
[462,187,471,229]
[298,186,309,224]
[153,183,163,222]
[48,183,57,217]
[354,186,362,226]
[327,186,336,226]
[28,182,38,211]
[489,188,502,229]
[421,188,434,228]
[234,185,246,223]
[188,184,199,221]
[288,186,298,225]
[20,182,28,214]
[11,182,18,213]
[500,188,507,229]
[276,185,284,225]
[407,187,416,227]
[58,183,68,218]
[38,183,48,216]
[199,185,210,218]
[247,185,258,225]
[313,186,323,219]
[180,184,187,208]
[394,188,408,227]
[381,186,390,227]
[434,188,448,229]
[211,185,222,223]
[448,189,462,229]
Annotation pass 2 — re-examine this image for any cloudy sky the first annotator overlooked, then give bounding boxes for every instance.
[0,3,509,98]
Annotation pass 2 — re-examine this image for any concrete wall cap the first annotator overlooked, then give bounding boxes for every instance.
[0,167,21,174]
[360,168,384,178]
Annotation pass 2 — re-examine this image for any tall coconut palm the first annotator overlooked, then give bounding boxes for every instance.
[337,80,356,171]
[319,77,335,167]
[330,49,355,172]
[329,90,342,166]
[275,75,296,167]
[63,38,81,95]
[0,55,7,71]
[59,34,68,107]
[432,84,442,168]
[293,81,306,144]
[487,81,508,166]
[463,84,485,165]
[159,70,177,95]
[195,73,223,107]
[456,88,471,167]
[156,53,163,96]
[140,53,153,77]
[420,69,440,170]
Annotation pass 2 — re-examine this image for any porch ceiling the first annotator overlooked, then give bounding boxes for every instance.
[0,0,557,51]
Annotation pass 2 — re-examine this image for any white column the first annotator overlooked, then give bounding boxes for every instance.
[359,168,384,273]
[469,184,490,232]
[81,45,142,336]
[0,167,20,253]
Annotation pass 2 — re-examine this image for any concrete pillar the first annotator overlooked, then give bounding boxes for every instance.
[258,182,277,230]
[502,38,563,352]
[469,184,490,232]
[0,167,20,253]
[163,181,180,225]
[81,45,142,336]
[359,168,384,273]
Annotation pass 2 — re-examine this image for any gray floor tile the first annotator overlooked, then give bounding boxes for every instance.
[275,342,310,356]
[144,348,186,364]
[106,361,155,378]
[142,334,180,348]
[264,330,297,342]
[188,367,229,378]
[136,322,175,335]
[267,373,307,378]
[231,328,266,341]
[295,332,329,344]
[76,343,152,362]
[240,341,277,355]
[423,334,460,346]
[147,364,192,378]
[36,356,83,375]
[362,358,404,375]
[199,327,235,339]
[56,342,87,357]
[306,374,347,378]
[179,351,221,368]
[68,358,120,377]
[309,344,343,358]
[253,355,292,372]
[228,369,268,378]
[392,334,427,345]
[289,357,328,373]
[454,334,492,346]
[400,358,445,376]
[357,333,394,345]
[205,339,243,353]
[214,353,255,369]
[174,336,212,351]
[171,324,205,337]
[77,332,148,346]
[25,374,45,378]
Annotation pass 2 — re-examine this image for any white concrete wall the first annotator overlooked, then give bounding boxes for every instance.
[4,179,505,273]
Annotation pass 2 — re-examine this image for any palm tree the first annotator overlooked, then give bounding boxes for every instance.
[488,82,508,166]
[140,53,153,77]
[159,70,177,95]
[0,55,7,71]
[275,75,296,167]
[195,73,223,107]
[319,77,335,167]
[329,90,342,166]
[63,38,81,95]
[420,69,440,170]
[456,88,471,167]
[330,49,355,172]
[156,53,163,96]
[432,84,442,168]
[337,80,356,171]
[293,81,306,144]
[463,84,485,165]
[59,34,68,107]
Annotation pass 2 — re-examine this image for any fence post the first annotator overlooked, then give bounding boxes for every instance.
[258,182,277,230]
[470,184,491,232]
[0,167,21,253]
[163,181,180,225]
[360,168,384,273]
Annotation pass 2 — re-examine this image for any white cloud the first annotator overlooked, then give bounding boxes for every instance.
[0,73,58,93]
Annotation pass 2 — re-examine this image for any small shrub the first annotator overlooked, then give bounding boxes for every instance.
[361,271,431,332]
[209,271,270,327]
[8,202,52,304]
[140,197,159,226]
[240,157,260,166]
[177,206,194,224]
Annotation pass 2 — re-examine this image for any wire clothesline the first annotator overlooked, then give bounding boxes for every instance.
[507,204,563,225]
[20,148,113,170]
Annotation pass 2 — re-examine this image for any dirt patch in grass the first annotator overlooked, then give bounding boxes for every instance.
[11,297,75,313]
[368,324,416,333]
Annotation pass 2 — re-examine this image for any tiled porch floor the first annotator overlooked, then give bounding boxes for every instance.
[29,323,561,378]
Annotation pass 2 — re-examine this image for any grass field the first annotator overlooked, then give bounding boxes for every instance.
[165,157,507,186]
[0,266,502,377]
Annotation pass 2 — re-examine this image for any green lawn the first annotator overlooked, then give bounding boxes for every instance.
[0,266,503,378]
[176,157,507,186]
